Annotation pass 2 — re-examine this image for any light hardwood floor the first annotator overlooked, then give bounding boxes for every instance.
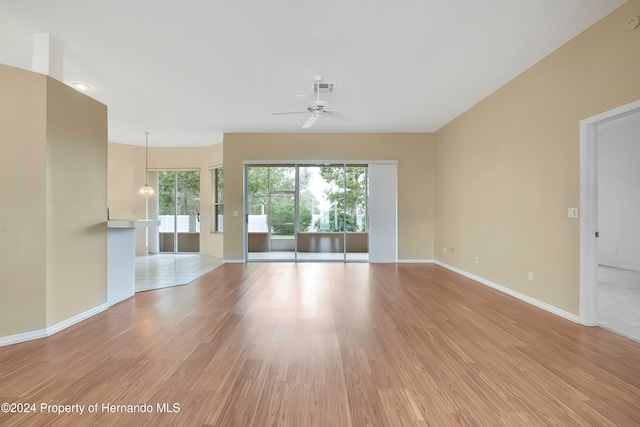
[1,263,640,426]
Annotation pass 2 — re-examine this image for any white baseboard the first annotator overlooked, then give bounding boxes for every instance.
[434,261,580,324]
[0,328,48,347]
[46,303,109,336]
[398,259,434,264]
[0,303,110,348]
[223,259,245,264]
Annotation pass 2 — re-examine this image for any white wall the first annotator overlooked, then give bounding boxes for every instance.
[598,113,640,271]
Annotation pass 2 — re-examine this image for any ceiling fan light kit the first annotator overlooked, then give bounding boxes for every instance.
[273,74,341,129]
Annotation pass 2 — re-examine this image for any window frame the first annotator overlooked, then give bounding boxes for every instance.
[211,166,224,233]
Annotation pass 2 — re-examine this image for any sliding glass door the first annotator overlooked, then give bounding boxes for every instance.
[344,166,369,261]
[158,170,200,253]
[296,165,345,261]
[246,164,368,262]
[246,166,296,260]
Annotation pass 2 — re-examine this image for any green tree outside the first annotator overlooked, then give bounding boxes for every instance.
[159,171,200,216]
[314,166,367,232]
[246,165,367,234]
[271,202,312,234]
[247,166,317,235]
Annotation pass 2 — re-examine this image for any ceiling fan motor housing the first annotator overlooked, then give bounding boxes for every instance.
[313,81,336,94]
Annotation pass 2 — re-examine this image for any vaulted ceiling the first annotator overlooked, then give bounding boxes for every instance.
[0,0,626,146]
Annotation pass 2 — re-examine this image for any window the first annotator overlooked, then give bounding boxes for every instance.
[211,167,224,232]
[159,170,201,252]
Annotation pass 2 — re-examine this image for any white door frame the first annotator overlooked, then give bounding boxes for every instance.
[579,99,640,325]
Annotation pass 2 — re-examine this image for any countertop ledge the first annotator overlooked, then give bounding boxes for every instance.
[107,219,161,228]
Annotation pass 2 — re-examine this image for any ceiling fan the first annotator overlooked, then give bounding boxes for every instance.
[273,75,341,128]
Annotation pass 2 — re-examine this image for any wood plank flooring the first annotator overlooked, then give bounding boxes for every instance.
[1,263,640,426]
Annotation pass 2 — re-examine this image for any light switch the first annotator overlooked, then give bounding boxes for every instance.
[233,211,239,217]
[567,208,579,219]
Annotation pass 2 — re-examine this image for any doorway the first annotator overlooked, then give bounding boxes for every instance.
[157,170,201,253]
[580,100,640,334]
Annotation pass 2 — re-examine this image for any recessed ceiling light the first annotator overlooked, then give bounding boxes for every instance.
[72,82,91,90]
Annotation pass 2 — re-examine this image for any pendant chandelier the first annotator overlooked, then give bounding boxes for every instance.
[137,131,156,198]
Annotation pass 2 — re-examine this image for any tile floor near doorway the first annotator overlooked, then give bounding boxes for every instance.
[598,265,640,343]
[135,254,225,292]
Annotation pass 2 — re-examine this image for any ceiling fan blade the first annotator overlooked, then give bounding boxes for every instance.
[302,114,320,128]
[272,111,309,115]
[297,94,316,110]
[324,110,351,121]
[325,100,352,108]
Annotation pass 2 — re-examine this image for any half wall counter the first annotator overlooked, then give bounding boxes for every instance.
[107,220,160,305]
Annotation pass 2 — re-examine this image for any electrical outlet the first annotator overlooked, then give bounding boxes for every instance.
[443,248,447,254]
[474,256,479,264]
[528,271,534,281]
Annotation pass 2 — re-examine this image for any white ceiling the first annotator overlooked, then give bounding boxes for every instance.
[0,0,626,147]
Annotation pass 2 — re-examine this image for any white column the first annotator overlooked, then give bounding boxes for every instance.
[32,34,64,81]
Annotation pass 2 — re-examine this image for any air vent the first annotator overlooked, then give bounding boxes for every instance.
[313,81,336,94]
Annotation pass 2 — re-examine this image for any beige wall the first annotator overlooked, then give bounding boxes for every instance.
[434,0,640,315]
[45,78,108,326]
[0,64,108,337]
[107,142,223,257]
[108,142,153,255]
[0,65,48,336]
[107,143,146,221]
[222,133,435,261]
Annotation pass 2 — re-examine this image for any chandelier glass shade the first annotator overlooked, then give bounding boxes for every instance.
[137,182,155,198]
[137,131,155,198]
